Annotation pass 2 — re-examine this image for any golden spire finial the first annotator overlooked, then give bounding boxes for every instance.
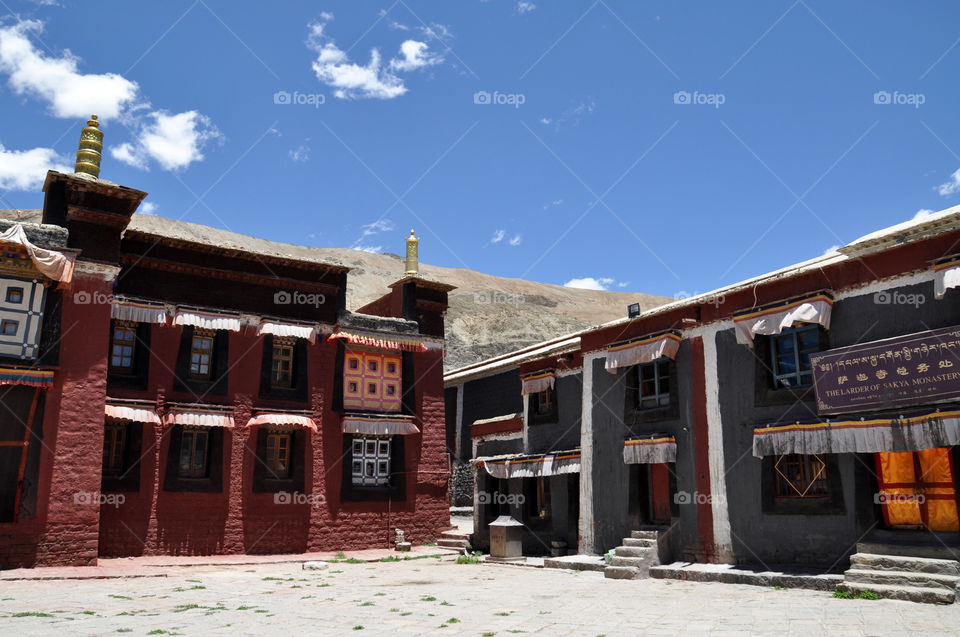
[74,114,103,178]
[405,229,419,275]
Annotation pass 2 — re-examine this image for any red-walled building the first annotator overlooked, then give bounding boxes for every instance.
[0,126,453,568]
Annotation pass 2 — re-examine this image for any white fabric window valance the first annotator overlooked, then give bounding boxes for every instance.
[934,258,960,300]
[0,223,75,287]
[342,415,420,436]
[733,293,834,348]
[476,450,581,479]
[257,321,319,343]
[752,409,960,457]
[173,309,242,332]
[165,407,235,428]
[105,402,161,424]
[622,436,677,464]
[521,370,555,396]
[605,332,681,373]
[111,298,168,324]
[248,413,317,432]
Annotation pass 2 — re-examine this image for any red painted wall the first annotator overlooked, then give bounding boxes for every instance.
[97,327,449,558]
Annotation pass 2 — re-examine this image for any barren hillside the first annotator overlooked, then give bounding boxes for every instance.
[1,209,673,370]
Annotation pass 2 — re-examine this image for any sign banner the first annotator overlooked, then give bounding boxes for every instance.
[810,325,960,415]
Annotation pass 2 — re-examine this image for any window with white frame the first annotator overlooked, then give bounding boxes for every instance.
[351,436,392,487]
[0,277,46,360]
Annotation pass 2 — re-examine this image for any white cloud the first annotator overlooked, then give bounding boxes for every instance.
[0,143,71,191]
[543,98,597,129]
[616,281,629,288]
[354,245,383,253]
[139,201,157,214]
[508,234,522,246]
[359,218,395,239]
[306,20,444,99]
[517,1,536,14]
[318,11,334,21]
[913,208,934,220]
[111,110,221,172]
[490,229,505,244]
[542,198,563,210]
[564,277,615,291]
[0,20,138,119]
[937,169,960,196]
[388,40,442,72]
[289,145,310,162]
[823,244,840,255]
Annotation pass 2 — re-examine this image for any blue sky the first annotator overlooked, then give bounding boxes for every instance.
[0,1,958,298]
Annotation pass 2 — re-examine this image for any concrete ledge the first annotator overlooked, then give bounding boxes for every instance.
[650,562,843,591]
[543,555,606,572]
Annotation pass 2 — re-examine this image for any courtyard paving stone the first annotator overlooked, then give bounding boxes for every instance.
[0,554,958,635]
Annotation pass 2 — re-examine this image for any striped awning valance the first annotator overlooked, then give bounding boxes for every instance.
[164,406,235,428]
[247,412,317,432]
[0,223,75,286]
[342,415,420,436]
[752,409,960,457]
[733,292,834,348]
[105,402,161,424]
[623,436,677,464]
[605,332,682,373]
[328,329,427,353]
[476,450,581,479]
[172,309,243,333]
[256,321,319,343]
[111,298,169,324]
[0,366,54,389]
[521,370,555,396]
[934,256,960,300]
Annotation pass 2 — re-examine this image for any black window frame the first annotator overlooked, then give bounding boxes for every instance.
[340,433,406,502]
[258,335,308,401]
[100,420,143,493]
[173,326,229,396]
[770,325,819,389]
[528,386,558,426]
[624,360,680,424]
[252,427,306,494]
[163,424,224,492]
[107,320,151,391]
[760,453,845,515]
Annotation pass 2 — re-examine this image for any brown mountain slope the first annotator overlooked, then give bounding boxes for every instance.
[0,209,672,370]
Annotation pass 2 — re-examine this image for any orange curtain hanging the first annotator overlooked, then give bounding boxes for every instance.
[876,449,960,531]
[917,448,960,532]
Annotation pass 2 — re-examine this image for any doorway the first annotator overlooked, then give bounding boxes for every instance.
[875,448,960,532]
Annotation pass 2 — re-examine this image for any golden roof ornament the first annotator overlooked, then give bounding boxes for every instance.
[405,229,419,275]
[74,114,103,178]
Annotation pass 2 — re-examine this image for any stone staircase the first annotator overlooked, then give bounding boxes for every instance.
[437,529,470,554]
[838,552,960,604]
[603,530,661,580]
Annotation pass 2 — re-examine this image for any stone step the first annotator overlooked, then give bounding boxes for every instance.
[631,530,658,540]
[604,565,642,580]
[622,537,657,548]
[837,581,955,605]
[857,542,960,562]
[610,555,654,569]
[440,530,470,540]
[844,568,959,591]
[849,553,960,577]
[437,538,469,549]
[613,545,654,558]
